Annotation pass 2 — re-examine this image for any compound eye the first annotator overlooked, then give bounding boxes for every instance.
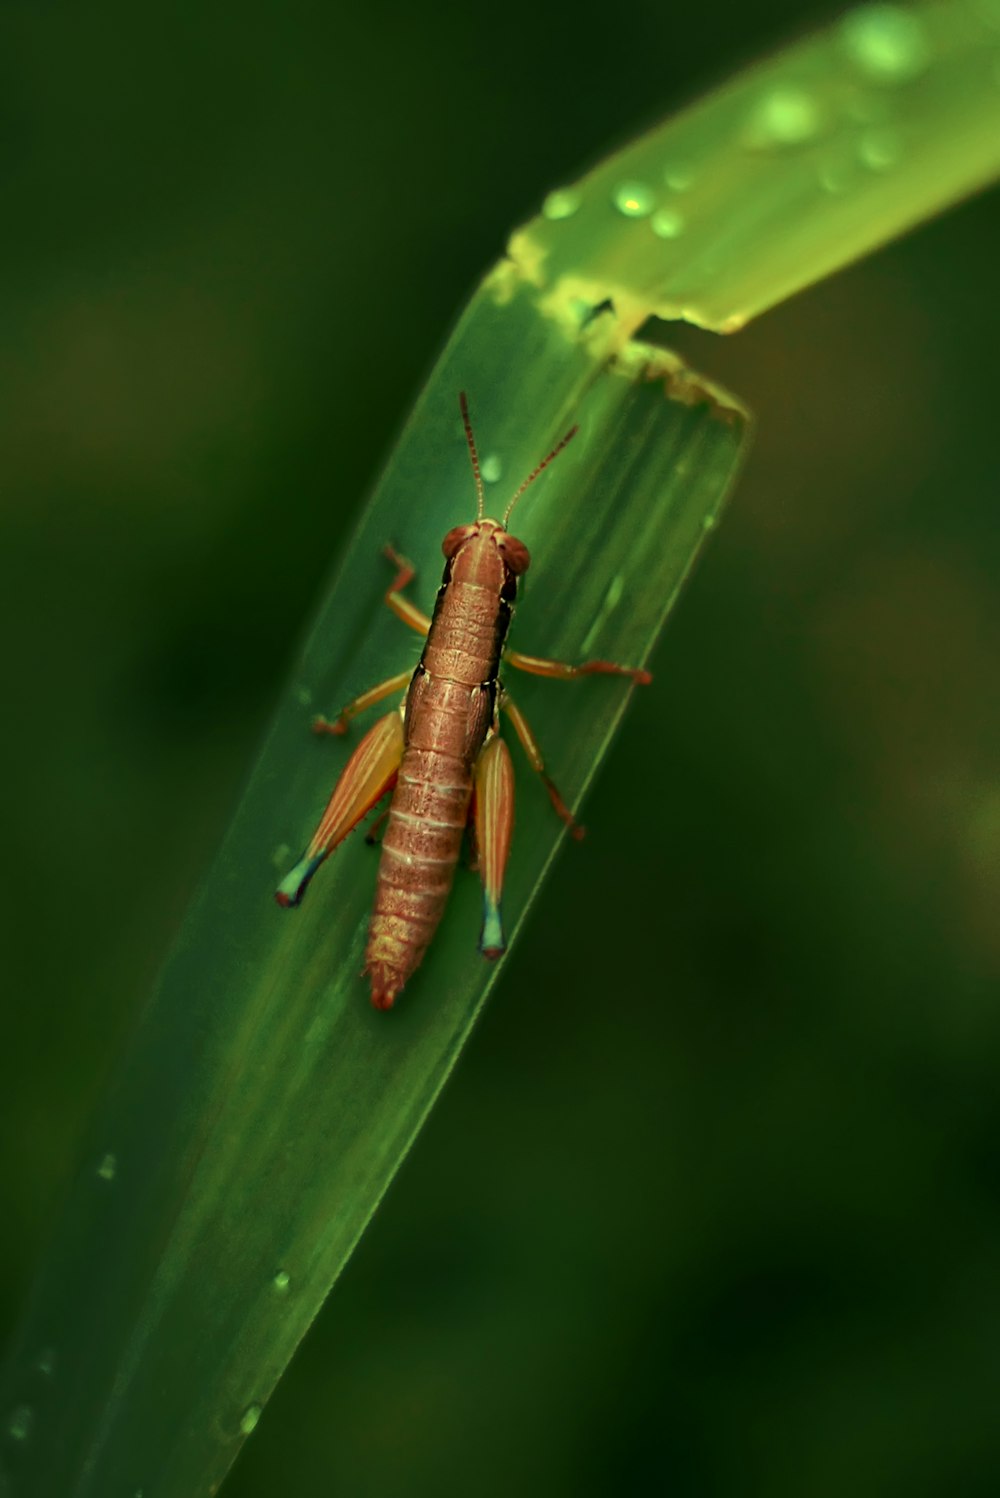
[500,534,531,574]
[442,525,475,559]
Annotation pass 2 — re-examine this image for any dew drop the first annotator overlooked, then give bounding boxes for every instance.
[840,4,931,83]
[480,454,503,484]
[541,187,581,221]
[6,1406,33,1442]
[662,163,695,191]
[745,85,824,147]
[703,511,717,531]
[96,1152,117,1182]
[650,207,685,240]
[33,1348,55,1378]
[272,1269,291,1296]
[818,154,858,194]
[612,180,656,218]
[857,126,903,171]
[239,1404,262,1436]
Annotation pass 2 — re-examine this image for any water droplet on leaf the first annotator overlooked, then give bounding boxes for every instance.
[662,164,695,191]
[745,85,824,147]
[239,1404,262,1435]
[612,181,656,218]
[650,207,685,239]
[857,126,903,170]
[840,4,930,82]
[541,188,581,221]
[96,1153,117,1182]
[6,1406,33,1442]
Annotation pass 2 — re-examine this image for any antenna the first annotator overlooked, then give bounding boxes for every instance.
[459,392,485,520]
[503,421,579,527]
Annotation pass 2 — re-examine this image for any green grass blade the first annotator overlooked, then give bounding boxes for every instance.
[10,2,994,1488]
[0,274,747,1498]
[515,0,1000,331]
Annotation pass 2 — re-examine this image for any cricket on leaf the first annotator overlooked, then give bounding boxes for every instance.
[276,393,651,1009]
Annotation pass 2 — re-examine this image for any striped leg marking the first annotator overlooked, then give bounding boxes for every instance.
[276,709,404,907]
[474,735,515,959]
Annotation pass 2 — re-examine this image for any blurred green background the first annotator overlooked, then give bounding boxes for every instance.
[2,2,999,1494]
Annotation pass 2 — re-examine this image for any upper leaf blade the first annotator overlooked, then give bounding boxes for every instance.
[514,0,1000,331]
[0,277,747,1498]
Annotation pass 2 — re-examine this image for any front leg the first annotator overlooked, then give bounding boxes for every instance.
[383,544,432,635]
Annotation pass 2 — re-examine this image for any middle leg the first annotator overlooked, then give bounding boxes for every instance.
[507,648,651,686]
[312,668,412,736]
[383,544,432,635]
[501,693,585,841]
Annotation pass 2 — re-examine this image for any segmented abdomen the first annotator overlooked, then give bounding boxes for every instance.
[365,571,505,1007]
[365,744,471,1008]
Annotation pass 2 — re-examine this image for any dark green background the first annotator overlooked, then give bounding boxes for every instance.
[2,2,999,1494]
